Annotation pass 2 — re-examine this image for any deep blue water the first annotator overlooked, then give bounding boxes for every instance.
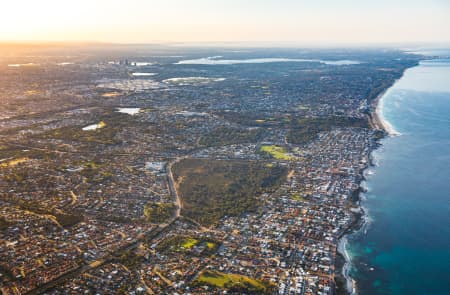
[347,57,450,295]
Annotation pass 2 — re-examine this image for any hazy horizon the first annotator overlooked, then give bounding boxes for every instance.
[1,0,449,45]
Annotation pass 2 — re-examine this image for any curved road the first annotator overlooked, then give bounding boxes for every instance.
[167,157,186,218]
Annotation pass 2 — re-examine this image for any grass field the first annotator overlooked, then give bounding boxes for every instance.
[180,238,198,249]
[292,194,307,202]
[260,145,294,161]
[0,157,29,168]
[194,270,274,293]
[156,235,219,255]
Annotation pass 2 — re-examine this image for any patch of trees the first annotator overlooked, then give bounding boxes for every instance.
[144,202,176,224]
[0,217,12,230]
[214,111,284,127]
[172,159,287,226]
[36,110,138,145]
[96,213,134,224]
[287,116,369,144]
[199,127,265,147]
[116,250,144,269]
[15,200,83,228]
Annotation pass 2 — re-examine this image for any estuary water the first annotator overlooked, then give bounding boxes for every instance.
[347,56,450,294]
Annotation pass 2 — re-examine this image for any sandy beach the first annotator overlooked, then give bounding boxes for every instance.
[369,80,404,136]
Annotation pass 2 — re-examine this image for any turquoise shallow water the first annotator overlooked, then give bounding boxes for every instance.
[347,57,450,295]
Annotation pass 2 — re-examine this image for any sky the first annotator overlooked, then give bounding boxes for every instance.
[0,0,449,45]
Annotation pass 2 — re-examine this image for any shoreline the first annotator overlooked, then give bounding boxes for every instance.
[373,89,401,136]
[369,75,408,137]
[335,55,449,295]
[335,73,409,295]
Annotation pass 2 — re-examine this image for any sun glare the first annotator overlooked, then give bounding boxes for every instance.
[0,0,449,43]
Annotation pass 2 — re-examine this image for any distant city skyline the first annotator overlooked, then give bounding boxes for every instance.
[1,0,449,45]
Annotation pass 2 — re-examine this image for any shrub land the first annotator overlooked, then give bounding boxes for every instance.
[172,159,287,226]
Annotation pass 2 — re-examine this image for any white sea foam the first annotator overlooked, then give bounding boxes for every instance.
[338,237,358,295]
[376,90,402,136]
[360,182,370,193]
[175,56,362,65]
[366,169,375,176]
[338,203,374,295]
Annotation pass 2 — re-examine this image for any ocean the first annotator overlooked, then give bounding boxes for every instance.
[346,54,450,294]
